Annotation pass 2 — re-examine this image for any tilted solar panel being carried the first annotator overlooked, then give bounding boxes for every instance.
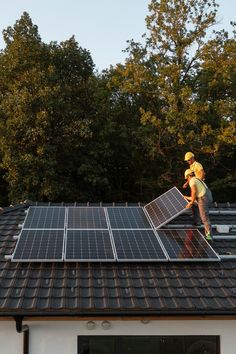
[67,207,108,229]
[12,229,64,262]
[111,229,168,261]
[144,187,188,229]
[107,207,151,229]
[65,229,115,261]
[23,206,66,229]
[157,229,220,261]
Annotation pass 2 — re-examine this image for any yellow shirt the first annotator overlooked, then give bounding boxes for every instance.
[190,161,204,179]
[189,177,206,198]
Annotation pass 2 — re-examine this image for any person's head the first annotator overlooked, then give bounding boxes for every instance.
[184,152,195,165]
[184,169,195,180]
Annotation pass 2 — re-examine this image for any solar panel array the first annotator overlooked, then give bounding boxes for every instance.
[10,187,220,263]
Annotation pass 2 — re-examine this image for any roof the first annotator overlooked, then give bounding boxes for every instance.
[0,202,236,317]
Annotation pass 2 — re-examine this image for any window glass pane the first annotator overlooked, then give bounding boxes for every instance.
[185,336,219,354]
[78,335,220,354]
[160,336,184,354]
[119,336,161,354]
[79,337,115,354]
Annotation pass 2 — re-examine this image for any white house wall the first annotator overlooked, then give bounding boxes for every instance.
[0,319,236,354]
[0,322,22,354]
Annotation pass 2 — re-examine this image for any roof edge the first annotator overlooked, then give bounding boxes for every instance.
[1,310,236,318]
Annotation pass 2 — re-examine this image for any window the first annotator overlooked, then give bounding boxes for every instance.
[78,335,220,354]
[79,337,115,354]
[118,336,161,354]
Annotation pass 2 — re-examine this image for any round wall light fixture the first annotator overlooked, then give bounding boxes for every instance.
[86,321,96,330]
[101,320,111,330]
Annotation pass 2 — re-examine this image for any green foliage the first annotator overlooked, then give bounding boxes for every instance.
[109,0,236,199]
[0,12,95,203]
[0,7,235,204]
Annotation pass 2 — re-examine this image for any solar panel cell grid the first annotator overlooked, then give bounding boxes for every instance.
[112,229,167,261]
[65,230,115,261]
[12,229,64,261]
[144,187,188,228]
[67,207,108,229]
[107,207,151,229]
[23,207,66,229]
[157,229,220,261]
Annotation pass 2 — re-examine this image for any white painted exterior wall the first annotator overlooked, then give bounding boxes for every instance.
[0,318,236,354]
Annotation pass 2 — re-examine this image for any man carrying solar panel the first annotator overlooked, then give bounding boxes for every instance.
[183,151,206,227]
[184,169,213,242]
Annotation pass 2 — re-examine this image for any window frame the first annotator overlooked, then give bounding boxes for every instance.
[78,334,220,354]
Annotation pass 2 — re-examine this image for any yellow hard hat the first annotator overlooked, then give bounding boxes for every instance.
[184,169,194,179]
[184,152,194,161]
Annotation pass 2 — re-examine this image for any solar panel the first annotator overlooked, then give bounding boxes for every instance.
[12,229,64,262]
[157,229,220,261]
[67,207,108,229]
[111,229,168,261]
[107,207,151,229]
[23,207,66,229]
[144,187,188,229]
[65,230,115,261]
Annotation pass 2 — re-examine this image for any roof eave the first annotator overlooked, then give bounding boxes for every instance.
[1,309,236,318]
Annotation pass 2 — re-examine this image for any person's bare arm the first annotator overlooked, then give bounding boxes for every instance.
[183,180,189,189]
[198,169,205,180]
[186,184,197,208]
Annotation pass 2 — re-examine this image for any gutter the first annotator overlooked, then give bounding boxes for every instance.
[14,316,29,354]
[3,310,236,317]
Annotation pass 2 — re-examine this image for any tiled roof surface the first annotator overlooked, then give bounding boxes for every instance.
[0,203,236,316]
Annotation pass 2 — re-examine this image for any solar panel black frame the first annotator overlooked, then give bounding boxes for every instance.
[107,207,152,229]
[156,228,220,262]
[111,229,168,262]
[144,187,188,229]
[12,229,65,262]
[23,206,66,229]
[65,229,115,262]
[67,207,108,229]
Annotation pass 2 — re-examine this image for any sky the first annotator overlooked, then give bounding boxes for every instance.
[0,0,235,72]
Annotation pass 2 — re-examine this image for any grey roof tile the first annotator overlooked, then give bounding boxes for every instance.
[92,298,107,309]
[106,287,119,298]
[130,297,148,309]
[36,297,51,309]
[0,287,10,298]
[106,298,120,308]
[145,297,163,309]
[21,297,37,309]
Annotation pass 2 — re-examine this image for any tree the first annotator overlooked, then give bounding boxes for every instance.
[79,71,156,202]
[196,28,236,200]
[0,13,95,202]
[110,0,236,198]
[0,12,52,202]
